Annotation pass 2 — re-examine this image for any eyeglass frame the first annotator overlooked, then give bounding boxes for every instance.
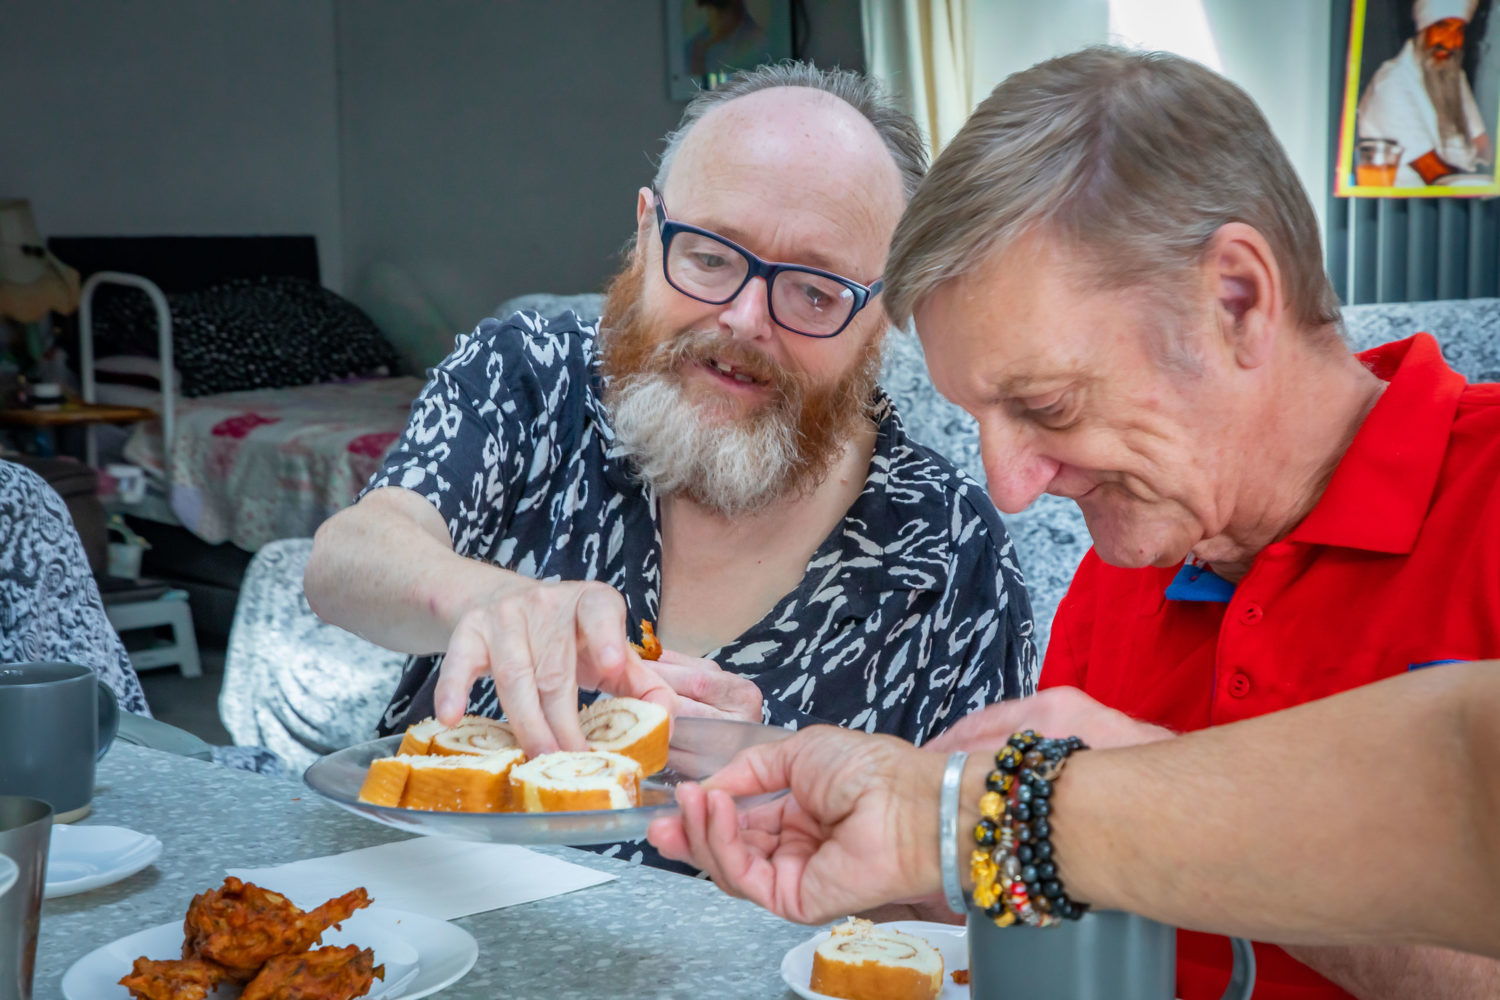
[650,186,884,339]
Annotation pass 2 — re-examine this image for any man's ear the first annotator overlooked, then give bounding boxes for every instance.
[1205,222,1282,369]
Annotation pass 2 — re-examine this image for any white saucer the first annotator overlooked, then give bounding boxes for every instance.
[781,919,970,999]
[61,904,477,999]
[45,824,163,898]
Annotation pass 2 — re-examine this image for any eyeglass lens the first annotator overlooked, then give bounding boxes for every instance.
[666,230,856,336]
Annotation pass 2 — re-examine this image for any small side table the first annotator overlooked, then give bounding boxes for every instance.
[0,401,156,458]
[104,588,203,678]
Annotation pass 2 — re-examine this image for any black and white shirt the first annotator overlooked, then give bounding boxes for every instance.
[367,311,1036,749]
[0,461,149,716]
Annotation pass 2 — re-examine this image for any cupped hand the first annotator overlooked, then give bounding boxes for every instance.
[434,579,676,755]
[646,726,945,924]
[925,685,1174,754]
[646,650,764,723]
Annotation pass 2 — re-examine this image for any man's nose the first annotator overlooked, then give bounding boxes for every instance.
[980,421,1058,514]
[719,276,776,341]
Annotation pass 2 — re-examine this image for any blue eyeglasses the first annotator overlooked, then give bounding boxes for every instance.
[652,187,883,339]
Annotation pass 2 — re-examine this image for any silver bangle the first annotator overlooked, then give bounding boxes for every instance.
[940,751,969,916]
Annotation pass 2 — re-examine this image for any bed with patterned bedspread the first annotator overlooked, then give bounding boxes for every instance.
[120,376,424,552]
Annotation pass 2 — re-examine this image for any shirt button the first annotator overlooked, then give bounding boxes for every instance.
[1227,671,1252,698]
[1238,603,1264,626]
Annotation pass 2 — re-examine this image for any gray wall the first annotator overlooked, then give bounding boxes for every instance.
[0,0,343,285]
[1,0,864,371]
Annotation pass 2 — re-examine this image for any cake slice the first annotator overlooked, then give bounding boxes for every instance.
[580,696,670,775]
[395,717,445,756]
[809,919,944,1000]
[356,755,413,807]
[510,750,642,812]
[397,749,526,812]
[430,716,518,757]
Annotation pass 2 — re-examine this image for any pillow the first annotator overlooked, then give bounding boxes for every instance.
[93,354,181,394]
[91,276,402,397]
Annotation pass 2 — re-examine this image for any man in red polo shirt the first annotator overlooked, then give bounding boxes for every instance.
[883,47,1500,1000]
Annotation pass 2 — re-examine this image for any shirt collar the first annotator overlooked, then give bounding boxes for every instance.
[1286,333,1466,554]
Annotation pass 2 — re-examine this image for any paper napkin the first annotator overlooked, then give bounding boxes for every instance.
[226,838,615,920]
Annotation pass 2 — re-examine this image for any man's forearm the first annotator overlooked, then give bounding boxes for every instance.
[304,488,525,655]
[1048,665,1500,957]
[1282,944,1500,1000]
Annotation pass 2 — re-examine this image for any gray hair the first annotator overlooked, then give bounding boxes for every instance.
[654,62,928,201]
[884,47,1342,335]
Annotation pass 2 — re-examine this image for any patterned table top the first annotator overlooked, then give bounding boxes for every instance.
[34,744,815,999]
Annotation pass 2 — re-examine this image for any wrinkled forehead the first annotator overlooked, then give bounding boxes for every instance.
[660,89,905,273]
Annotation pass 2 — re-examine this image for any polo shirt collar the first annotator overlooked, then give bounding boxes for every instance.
[1286,333,1466,555]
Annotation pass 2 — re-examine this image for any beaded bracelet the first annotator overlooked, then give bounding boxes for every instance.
[970,730,1089,928]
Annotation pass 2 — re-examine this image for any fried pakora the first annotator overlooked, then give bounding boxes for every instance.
[630,620,662,661]
[240,944,385,1000]
[181,877,372,982]
[118,956,230,1000]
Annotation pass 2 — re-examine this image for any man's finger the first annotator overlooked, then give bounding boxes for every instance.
[700,739,796,798]
[702,788,779,913]
[484,611,558,756]
[925,701,1028,753]
[435,621,490,727]
[646,816,691,862]
[532,610,586,751]
[573,584,630,688]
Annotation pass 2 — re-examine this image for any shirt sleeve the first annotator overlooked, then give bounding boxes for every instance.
[362,312,583,559]
[1039,549,1100,691]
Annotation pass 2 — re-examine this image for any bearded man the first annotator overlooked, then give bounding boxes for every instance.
[304,65,1033,831]
[1358,0,1493,185]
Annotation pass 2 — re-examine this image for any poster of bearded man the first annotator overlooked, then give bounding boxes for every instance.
[1337,0,1499,196]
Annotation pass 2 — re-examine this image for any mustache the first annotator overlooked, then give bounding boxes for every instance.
[633,328,805,398]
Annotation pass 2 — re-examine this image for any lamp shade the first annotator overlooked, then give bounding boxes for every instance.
[0,199,81,321]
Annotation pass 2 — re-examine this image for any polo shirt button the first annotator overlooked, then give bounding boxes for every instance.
[1239,603,1264,626]
[1228,671,1252,698]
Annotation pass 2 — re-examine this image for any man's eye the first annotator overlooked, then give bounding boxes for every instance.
[692,252,729,269]
[1024,393,1074,427]
[796,283,832,309]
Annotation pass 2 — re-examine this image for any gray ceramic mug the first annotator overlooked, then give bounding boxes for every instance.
[0,663,119,823]
[968,907,1255,999]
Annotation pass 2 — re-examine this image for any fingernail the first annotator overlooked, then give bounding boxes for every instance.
[601,643,622,666]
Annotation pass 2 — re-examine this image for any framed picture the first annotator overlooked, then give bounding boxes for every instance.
[663,0,793,101]
[1336,0,1499,197]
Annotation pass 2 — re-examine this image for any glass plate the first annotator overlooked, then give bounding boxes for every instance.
[304,717,790,845]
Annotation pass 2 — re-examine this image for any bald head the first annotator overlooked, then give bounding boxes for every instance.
[664,87,906,239]
[652,62,926,202]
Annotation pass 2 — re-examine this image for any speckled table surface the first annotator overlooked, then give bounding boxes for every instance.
[35,744,814,999]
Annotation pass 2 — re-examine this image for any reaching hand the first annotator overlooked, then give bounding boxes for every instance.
[434,579,676,756]
[645,650,765,723]
[647,726,946,924]
[925,686,1174,754]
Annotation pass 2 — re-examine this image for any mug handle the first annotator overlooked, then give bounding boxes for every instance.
[1221,936,1257,999]
[95,680,120,761]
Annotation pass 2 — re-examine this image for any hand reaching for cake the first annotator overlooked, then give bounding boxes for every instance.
[434,578,676,756]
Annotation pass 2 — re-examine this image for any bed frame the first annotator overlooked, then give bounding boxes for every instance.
[48,235,321,641]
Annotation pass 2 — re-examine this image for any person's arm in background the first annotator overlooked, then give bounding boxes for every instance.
[305,319,672,754]
[650,664,1500,961]
[0,462,150,716]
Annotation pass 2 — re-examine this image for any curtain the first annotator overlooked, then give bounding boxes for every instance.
[862,0,974,156]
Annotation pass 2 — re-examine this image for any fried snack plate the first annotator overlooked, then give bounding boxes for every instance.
[62,905,477,999]
[304,716,792,845]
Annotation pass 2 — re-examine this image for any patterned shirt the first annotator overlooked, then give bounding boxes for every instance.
[0,460,149,716]
[364,312,1035,862]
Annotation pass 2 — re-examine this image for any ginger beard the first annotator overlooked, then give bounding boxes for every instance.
[598,255,882,516]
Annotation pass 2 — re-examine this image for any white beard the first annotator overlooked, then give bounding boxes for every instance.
[608,372,803,516]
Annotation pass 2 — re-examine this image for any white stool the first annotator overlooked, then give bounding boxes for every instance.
[105,588,203,678]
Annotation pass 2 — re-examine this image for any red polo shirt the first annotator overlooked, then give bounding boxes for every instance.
[1042,334,1500,1000]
